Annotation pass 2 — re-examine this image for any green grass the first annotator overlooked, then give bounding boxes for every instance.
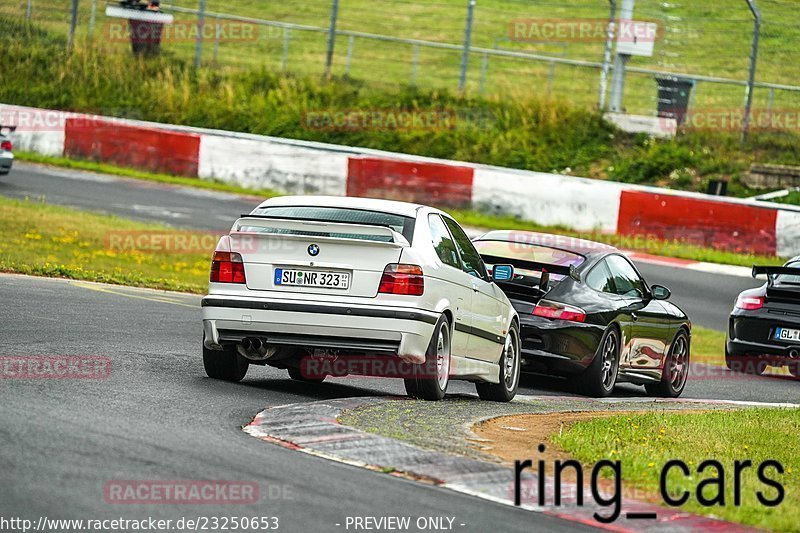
[553,409,800,531]
[691,327,726,366]
[0,197,211,292]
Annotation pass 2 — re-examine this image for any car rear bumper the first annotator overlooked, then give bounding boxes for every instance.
[518,315,604,374]
[727,313,800,361]
[201,296,439,364]
[0,152,12,171]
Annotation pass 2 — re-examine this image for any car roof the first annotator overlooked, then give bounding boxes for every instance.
[476,230,618,257]
[255,195,426,218]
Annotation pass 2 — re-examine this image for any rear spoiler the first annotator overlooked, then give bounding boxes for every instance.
[233,216,410,247]
[752,265,800,282]
[481,254,581,290]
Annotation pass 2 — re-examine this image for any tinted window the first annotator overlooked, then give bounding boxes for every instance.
[585,259,616,294]
[249,206,415,243]
[778,261,800,284]
[443,217,486,279]
[428,214,460,268]
[606,255,646,298]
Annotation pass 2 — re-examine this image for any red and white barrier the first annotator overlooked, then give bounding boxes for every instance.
[2,102,799,258]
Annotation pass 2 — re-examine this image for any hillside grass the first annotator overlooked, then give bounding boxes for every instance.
[2,15,800,199]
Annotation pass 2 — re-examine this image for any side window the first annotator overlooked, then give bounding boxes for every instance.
[443,217,487,280]
[585,259,616,294]
[428,214,460,268]
[606,255,646,298]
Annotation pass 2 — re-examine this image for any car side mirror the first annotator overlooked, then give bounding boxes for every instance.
[492,264,514,282]
[651,284,671,300]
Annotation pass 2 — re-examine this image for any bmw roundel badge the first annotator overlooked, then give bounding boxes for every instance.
[307,244,320,257]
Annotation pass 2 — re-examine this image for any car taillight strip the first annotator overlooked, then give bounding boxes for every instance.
[210,251,246,284]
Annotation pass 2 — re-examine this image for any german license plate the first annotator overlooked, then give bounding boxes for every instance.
[274,268,350,290]
[775,327,800,342]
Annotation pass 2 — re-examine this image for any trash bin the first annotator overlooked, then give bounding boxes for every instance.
[655,76,695,126]
[128,18,164,56]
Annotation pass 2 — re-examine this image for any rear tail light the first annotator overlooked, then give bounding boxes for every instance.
[533,300,586,322]
[735,295,764,310]
[210,236,246,284]
[0,140,11,152]
[378,264,424,296]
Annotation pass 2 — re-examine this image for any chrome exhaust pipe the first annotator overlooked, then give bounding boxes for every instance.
[237,337,277,361]
[789,349,799,359]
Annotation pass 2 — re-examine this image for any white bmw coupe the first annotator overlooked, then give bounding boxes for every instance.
[201,195,520,401]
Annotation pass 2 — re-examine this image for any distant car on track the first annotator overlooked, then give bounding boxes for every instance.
[0,126,14,175]
[726,258,800,377]
[473,230,692,398]
[201,196,521,401]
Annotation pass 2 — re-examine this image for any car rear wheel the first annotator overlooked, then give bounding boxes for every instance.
[287,366,326,383]
[203,337,249,382]
[476,323,520,402]
[646,330,690,397]
[404,316,451,401]
[575,327,619,398]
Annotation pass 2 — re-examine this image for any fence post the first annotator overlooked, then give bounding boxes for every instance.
[609,0,634,112]
[410,44,419,85]
[598,0,617,110]
[742,0,761,144]
[479,52,488,94]
[26,0,33,21]
[458,0,476,93]
[282,28,291,70]
[89,0,97,39]
[195,0,208,68]
[68,0,79,50]
[345,35,355,76]
[324,0,340,78]
[213,16,221,63]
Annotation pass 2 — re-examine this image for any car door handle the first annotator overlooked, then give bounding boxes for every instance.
[631,312,638,322]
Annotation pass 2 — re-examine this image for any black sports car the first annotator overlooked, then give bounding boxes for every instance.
[474,230,691,398]
[726,258,800,377]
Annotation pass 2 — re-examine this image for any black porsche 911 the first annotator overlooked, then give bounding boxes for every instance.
[473,230,691,398]
[726,258,800,377]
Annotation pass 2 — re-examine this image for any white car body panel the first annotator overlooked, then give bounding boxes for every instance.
[201,196,518,384]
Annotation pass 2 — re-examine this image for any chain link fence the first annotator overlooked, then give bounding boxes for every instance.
[2,0,799,134]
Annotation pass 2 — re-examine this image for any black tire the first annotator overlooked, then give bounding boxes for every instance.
[404,316,451,401]
[287,366,326,383]
[574,327,620,398]
[725,349,766,375]
[476,322,521,402]
[646,330,690,398]
[203,339,249,382]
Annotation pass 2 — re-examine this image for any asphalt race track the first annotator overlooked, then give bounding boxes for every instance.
[1,163,797,532]
[1,162,763,330]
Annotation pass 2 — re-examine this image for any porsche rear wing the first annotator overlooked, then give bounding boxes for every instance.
[232,215,410,247]
[752,265,800,282]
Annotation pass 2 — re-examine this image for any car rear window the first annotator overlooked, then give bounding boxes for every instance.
[248,205,416,244]
[474,240,585,277]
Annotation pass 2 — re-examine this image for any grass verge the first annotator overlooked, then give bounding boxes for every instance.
[553,409,799,531]
[0,197,210,293]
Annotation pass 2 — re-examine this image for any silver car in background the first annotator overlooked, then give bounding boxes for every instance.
[0,126,15,175]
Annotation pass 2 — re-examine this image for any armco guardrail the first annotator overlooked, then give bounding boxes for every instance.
[2,102,799,258]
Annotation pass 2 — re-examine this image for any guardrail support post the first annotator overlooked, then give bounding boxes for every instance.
[458,0,476,93]
[742,0,761,144]
[282,28,291,70]
[324,0,340,79]
[410,44,419,85]
[195,0,207,68]
[26,0,32,21]
[68,0,79,50]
